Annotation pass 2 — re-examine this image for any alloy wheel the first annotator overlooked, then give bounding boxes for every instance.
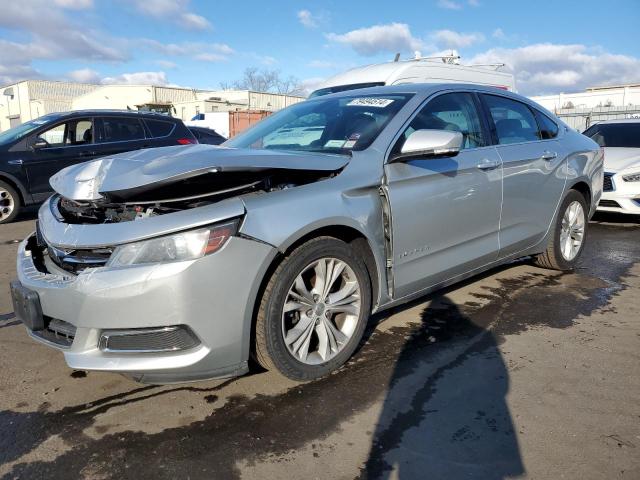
[281,257,361,365]
[560,200,585,261]
[0,188,15,222]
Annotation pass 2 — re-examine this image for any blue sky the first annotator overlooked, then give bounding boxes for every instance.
[1,0,639,95]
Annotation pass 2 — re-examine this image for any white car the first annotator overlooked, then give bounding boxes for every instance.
[584,119,640,215]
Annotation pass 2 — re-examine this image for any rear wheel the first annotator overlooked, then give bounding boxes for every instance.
[534,189,588,271]
[0,180,20,224]
[254,237,372,381]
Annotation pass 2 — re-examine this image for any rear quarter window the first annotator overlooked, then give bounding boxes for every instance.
[145,119,176,138]
[533,109,559,139]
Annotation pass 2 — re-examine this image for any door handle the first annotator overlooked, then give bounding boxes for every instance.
[477,159,501,171]
[7,159,23,165]
[541,150,558,161]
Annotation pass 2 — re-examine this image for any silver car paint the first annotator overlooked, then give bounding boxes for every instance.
[16,84,602,382]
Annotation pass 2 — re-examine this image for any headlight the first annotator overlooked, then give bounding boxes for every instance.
[622,172,640,182]
[106,220,239,267]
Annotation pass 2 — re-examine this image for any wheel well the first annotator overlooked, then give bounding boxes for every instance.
[247,225,380,364]
[0,175,26,205]
[570,181,591,208]
[281,226,379,307]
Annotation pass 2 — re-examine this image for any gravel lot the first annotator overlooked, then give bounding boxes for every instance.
[0,210,639,480]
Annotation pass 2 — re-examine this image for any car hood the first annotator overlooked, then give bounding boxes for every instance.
[50,144,350,202]
[603,147,640,172]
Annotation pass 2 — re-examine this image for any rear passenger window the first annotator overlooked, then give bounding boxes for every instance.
[483,95,540,144]
[533,109,559,139]
[101,117,145,142]
[146,119,175,138]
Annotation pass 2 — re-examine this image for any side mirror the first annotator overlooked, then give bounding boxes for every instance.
[30,138,48,150]
[390,129,463,162]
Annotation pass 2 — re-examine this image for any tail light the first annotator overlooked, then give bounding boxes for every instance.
[177,138,197,145]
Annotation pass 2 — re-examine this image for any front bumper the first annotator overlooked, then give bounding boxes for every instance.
[597,172,640,215]
[16,232,276,383]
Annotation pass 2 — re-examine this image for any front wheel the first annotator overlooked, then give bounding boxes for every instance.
[534,189,588,271]
[0,180,21,224]
[254,237,372,381]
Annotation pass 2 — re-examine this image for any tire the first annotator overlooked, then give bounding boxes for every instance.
[533,189,588,271]
[0,180,21,224]
[254,236,372,381]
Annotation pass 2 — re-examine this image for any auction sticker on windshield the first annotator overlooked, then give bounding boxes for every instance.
[346,98,394,108]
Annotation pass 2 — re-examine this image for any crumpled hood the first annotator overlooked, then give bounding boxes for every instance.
[50,144,349,201]
[603,147,640,172]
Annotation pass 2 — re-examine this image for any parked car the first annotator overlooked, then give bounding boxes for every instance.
[187,125,226,145]
[0,110,197,223]
[11,84,602,384]
[309,54,515,98]
[583,119,640,214]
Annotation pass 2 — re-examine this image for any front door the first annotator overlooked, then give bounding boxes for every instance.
[23,118,97,195]
[385,92,503,298]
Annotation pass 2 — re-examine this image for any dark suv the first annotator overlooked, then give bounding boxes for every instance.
[0,110,197,223]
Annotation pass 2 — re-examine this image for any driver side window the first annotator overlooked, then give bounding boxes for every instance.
[395,93,486,153]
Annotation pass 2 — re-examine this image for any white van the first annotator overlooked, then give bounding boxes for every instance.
[310,55,516,97]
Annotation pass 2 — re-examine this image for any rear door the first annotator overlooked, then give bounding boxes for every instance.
[479,94,566,257]
[94,116,149,157]
[22,117,97,195]
[385,91,503,298]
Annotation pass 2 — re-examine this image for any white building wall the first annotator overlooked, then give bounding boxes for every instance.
[531,85,640,112]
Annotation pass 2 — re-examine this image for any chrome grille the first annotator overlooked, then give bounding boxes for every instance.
[32,318,77,348]
[99,326,200,353]
[48,245,112,274]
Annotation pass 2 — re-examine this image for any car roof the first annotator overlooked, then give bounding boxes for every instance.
[312,82,541,106]
[591,118,640,125]
[48,110,180,120]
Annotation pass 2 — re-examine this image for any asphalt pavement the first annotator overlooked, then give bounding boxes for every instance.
[0,209,638,480]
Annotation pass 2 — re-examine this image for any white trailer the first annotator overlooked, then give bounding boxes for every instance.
[310,54,515,97]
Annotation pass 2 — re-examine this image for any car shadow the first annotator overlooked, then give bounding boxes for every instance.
[358,295,523,479]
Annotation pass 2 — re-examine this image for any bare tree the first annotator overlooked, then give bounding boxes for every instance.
[220,67,303,95]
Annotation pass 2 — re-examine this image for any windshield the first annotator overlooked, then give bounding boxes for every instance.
[226,93,413,154]
[584,122,640,148]
[0,114,64,145]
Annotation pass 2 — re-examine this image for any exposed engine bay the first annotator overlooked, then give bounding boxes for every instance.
[56,169,337,224]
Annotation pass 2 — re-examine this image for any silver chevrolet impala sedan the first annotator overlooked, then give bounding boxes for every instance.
[11,84,603,383]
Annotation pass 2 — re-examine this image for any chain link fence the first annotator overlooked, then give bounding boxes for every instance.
[554,104,640,132]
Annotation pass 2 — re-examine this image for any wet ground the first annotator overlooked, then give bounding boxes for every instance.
[0,210,639,479]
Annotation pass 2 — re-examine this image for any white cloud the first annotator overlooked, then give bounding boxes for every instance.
[53,0,93,8]
[155,60,178,69]
[129,0,211,30]
[468,43,640,95]
[101,71,168,85]
[297,9,317,28]
[143,40,234,62]
[468,0,480,6]
[437,0,462,9]
[492,28,505,39]
[194,53,227,62]
[326,23,424,56]
[298,77,326,96]
[67,68,101,83]
[0,1,126,85]
[308,60,336,69]
[431,29,485,48]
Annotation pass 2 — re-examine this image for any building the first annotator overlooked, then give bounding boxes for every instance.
[0,79,305,132]
[0,80,99,132]
[531,84,640,111]
[531,84,640,131]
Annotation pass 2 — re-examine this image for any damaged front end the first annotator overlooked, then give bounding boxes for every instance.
[50,144,348,225]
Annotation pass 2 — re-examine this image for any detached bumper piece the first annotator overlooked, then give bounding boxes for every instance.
[98,325,200,353]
